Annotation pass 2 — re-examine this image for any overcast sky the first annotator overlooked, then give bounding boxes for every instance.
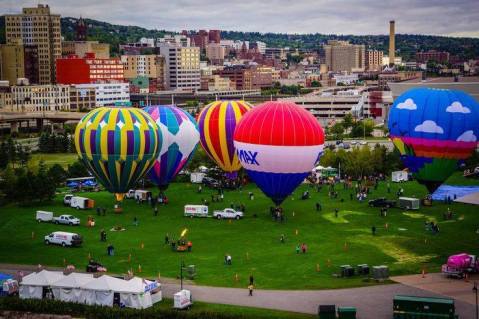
[2,0,478,38]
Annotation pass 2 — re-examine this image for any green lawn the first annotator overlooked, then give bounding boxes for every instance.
[28,153,78,169]
[0,176,478,290]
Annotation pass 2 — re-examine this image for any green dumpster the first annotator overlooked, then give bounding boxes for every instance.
[338,307,356,319]
[393,295,458,319]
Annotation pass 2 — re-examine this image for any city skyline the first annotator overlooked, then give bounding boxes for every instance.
[1,0,478,38]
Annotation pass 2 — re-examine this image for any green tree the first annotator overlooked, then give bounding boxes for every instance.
[48,164,68,187]
[310,80,321,88]
[330,122,345,140]
[0,141,8,169]
[342,113,353,129]
[67,160,89,178]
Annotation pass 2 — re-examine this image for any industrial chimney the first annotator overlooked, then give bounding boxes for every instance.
[389,20,395,66]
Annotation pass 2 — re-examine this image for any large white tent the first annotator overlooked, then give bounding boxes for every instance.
[19,271,159,308]
[50,273,94,303]
[19,270,64,299]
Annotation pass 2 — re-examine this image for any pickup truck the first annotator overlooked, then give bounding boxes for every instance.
[213,208,243,220]
[53,214,80,226]
[368,197,397,208]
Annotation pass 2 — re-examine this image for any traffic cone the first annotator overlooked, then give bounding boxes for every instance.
[234,273,239,282]
[138,264,142,273]
[295,229,299,235]
[128,254,131,263]
[63,258,66,266]
[316,263,320,272]
[422,268,426,278]
[246,252,250,260]
[31,231,35,239]
[140,242,144,249]
[327,259,331,267]
[88,252,91,260]
[344,242,348,251]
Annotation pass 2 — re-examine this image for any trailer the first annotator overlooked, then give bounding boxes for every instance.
[70,196,95,210]
[392,171,408,182]
[398,197,419,210]
[184,205,208,218]
[36,211,53,223]
[190,172,205,184]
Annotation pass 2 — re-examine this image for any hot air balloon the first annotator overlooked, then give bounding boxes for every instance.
[388,88,479,192]
[233,101,325,205]
[198,100,252,179]
[74,107,161,202]
[143,105,199,190]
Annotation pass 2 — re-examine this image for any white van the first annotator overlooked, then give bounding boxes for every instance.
[70,196,94,210]
[44,231,83,247]
[36,211,53,223]
[184,205,209,218]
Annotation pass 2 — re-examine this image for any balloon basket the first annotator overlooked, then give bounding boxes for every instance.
[114,203,123,214]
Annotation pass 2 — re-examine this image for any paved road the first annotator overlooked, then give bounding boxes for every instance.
[0,264,475,319]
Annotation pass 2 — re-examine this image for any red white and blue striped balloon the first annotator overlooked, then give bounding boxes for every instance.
[143,105,199,189]
[234,101,325,205]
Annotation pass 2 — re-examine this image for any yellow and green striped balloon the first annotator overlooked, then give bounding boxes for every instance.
[74,107,161,201]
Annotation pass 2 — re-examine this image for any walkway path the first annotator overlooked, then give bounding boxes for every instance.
[0,264,475,319]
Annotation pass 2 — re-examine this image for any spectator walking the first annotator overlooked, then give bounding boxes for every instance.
[248,284,254,296]
[295,244,300,254]
[133,216,139,226]
[154,206,158,216]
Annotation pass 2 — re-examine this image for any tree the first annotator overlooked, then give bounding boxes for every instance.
[0,141,8,169]
[48,164,68,187]
[342,113,353,129]
[16,145,30,167]
[350,119,374,138]
[330,122,345,140]
[6,138,17,168]
[310,80,321,87]
[67,160,89,178]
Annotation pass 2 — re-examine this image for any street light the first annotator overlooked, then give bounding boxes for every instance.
[180,259,185,291]
[474,281,478,319]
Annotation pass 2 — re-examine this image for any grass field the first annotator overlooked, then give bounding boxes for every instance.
[1,169,478,291]
[29,153,78,169]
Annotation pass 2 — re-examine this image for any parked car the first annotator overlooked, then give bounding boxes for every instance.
[44,231,82,247]
[360,140,368,145]
[36,211,53,223]
[368,197,397,208]
[213,208,243,220]
[202,177,220,189]
[53,214,80,226]
[342,143,350,149]
[350,141,358,145]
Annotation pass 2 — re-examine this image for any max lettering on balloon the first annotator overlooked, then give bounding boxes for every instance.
[237,149,259,165]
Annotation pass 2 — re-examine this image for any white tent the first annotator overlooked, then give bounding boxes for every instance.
[19,270,63,299]
[455,191,479,205]
[50,273,94,303]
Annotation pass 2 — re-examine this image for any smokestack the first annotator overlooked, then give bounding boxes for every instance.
[389,20,395,66]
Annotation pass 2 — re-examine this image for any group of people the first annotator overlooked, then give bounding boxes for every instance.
[96,206,107,216]
[443,208,454,220]
[270,206,285,222]
[295,243,308,254]
[425,221,440,234]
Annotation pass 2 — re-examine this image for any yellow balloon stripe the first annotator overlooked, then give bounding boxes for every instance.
[203,105,224,168]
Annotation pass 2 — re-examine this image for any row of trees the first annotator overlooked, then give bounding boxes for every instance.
[319,145,403,179]
[326,114,377,139]
[38,132,75,153]
[0,138,31,169]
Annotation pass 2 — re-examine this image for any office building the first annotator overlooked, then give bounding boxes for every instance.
[5,4,61,84]
[62,41,110,59]
[0,41,39,85]
[56,53,124,84]
[415,50,450,64]
[121,55,165,92]
[69,86,96,110]
[11,84,70,112]
[158,43,200,91]
[366,50,384,71]
[74,82,130,107]
[206,44,225,65]
[323,41,365,72]
[208,30,221,44]
[200,74,233,91]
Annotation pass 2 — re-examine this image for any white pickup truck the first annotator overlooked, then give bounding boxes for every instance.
[213,208,243,220]
[53,214,80,226]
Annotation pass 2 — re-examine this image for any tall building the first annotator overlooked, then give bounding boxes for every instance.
[323,41,365,72]
[158,43,200,91]
[0,41,39,85]
[62,41,110,59]
[389,20,395,67]
[365,50,384,71]
[74,83,130,107]
[208,30,221,44]
[5,4,61,84]
[56,53,124,84]
[75,17,87,41]
[121,55,165,92]
[206,44,225,65]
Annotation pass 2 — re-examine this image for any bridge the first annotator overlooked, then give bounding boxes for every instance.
[0,111,86,133]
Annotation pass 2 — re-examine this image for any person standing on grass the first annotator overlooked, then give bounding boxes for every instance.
[280,234,285,243]
[248,284,254,296]
[154,206,158,216]
[296,244,300,254]
[335,208,339,218]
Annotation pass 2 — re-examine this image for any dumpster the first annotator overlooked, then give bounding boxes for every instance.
[338,307,356,319]
[357,264,369,275]
[187,265,196,280]
[318,305,335,319]
[393,295,457,319]
[340,265,354,277]
[372,265,389,280]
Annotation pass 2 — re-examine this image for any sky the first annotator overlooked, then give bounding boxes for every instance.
[2,0,478,38]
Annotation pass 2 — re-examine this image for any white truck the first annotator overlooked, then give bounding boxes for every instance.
[36,211,53,223]
[213,208,243,220]
[69,196,95,210]
[126,189,152,202]
[53,214,80,226]
[184,205,209,218]
[44,231,83,247]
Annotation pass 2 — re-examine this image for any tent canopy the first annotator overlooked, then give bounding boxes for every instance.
[80,275,144,293]
[21,270,63,286]
[50,273,94,289]
[455,191,479,205]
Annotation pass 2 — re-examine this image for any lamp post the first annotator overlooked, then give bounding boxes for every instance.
[474,281,478,319]
[180,259,185,291]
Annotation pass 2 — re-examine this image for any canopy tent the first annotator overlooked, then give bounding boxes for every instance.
[432,185,479,201]
[50,273,94,303]
[455,191,479,205]
[19,270,63,299]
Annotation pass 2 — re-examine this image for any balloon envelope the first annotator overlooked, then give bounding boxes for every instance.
[198,100,252,177]
[143,105,199,189]
[74,107,161,200]
[234,101,325,205]
[388,88,479,192]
